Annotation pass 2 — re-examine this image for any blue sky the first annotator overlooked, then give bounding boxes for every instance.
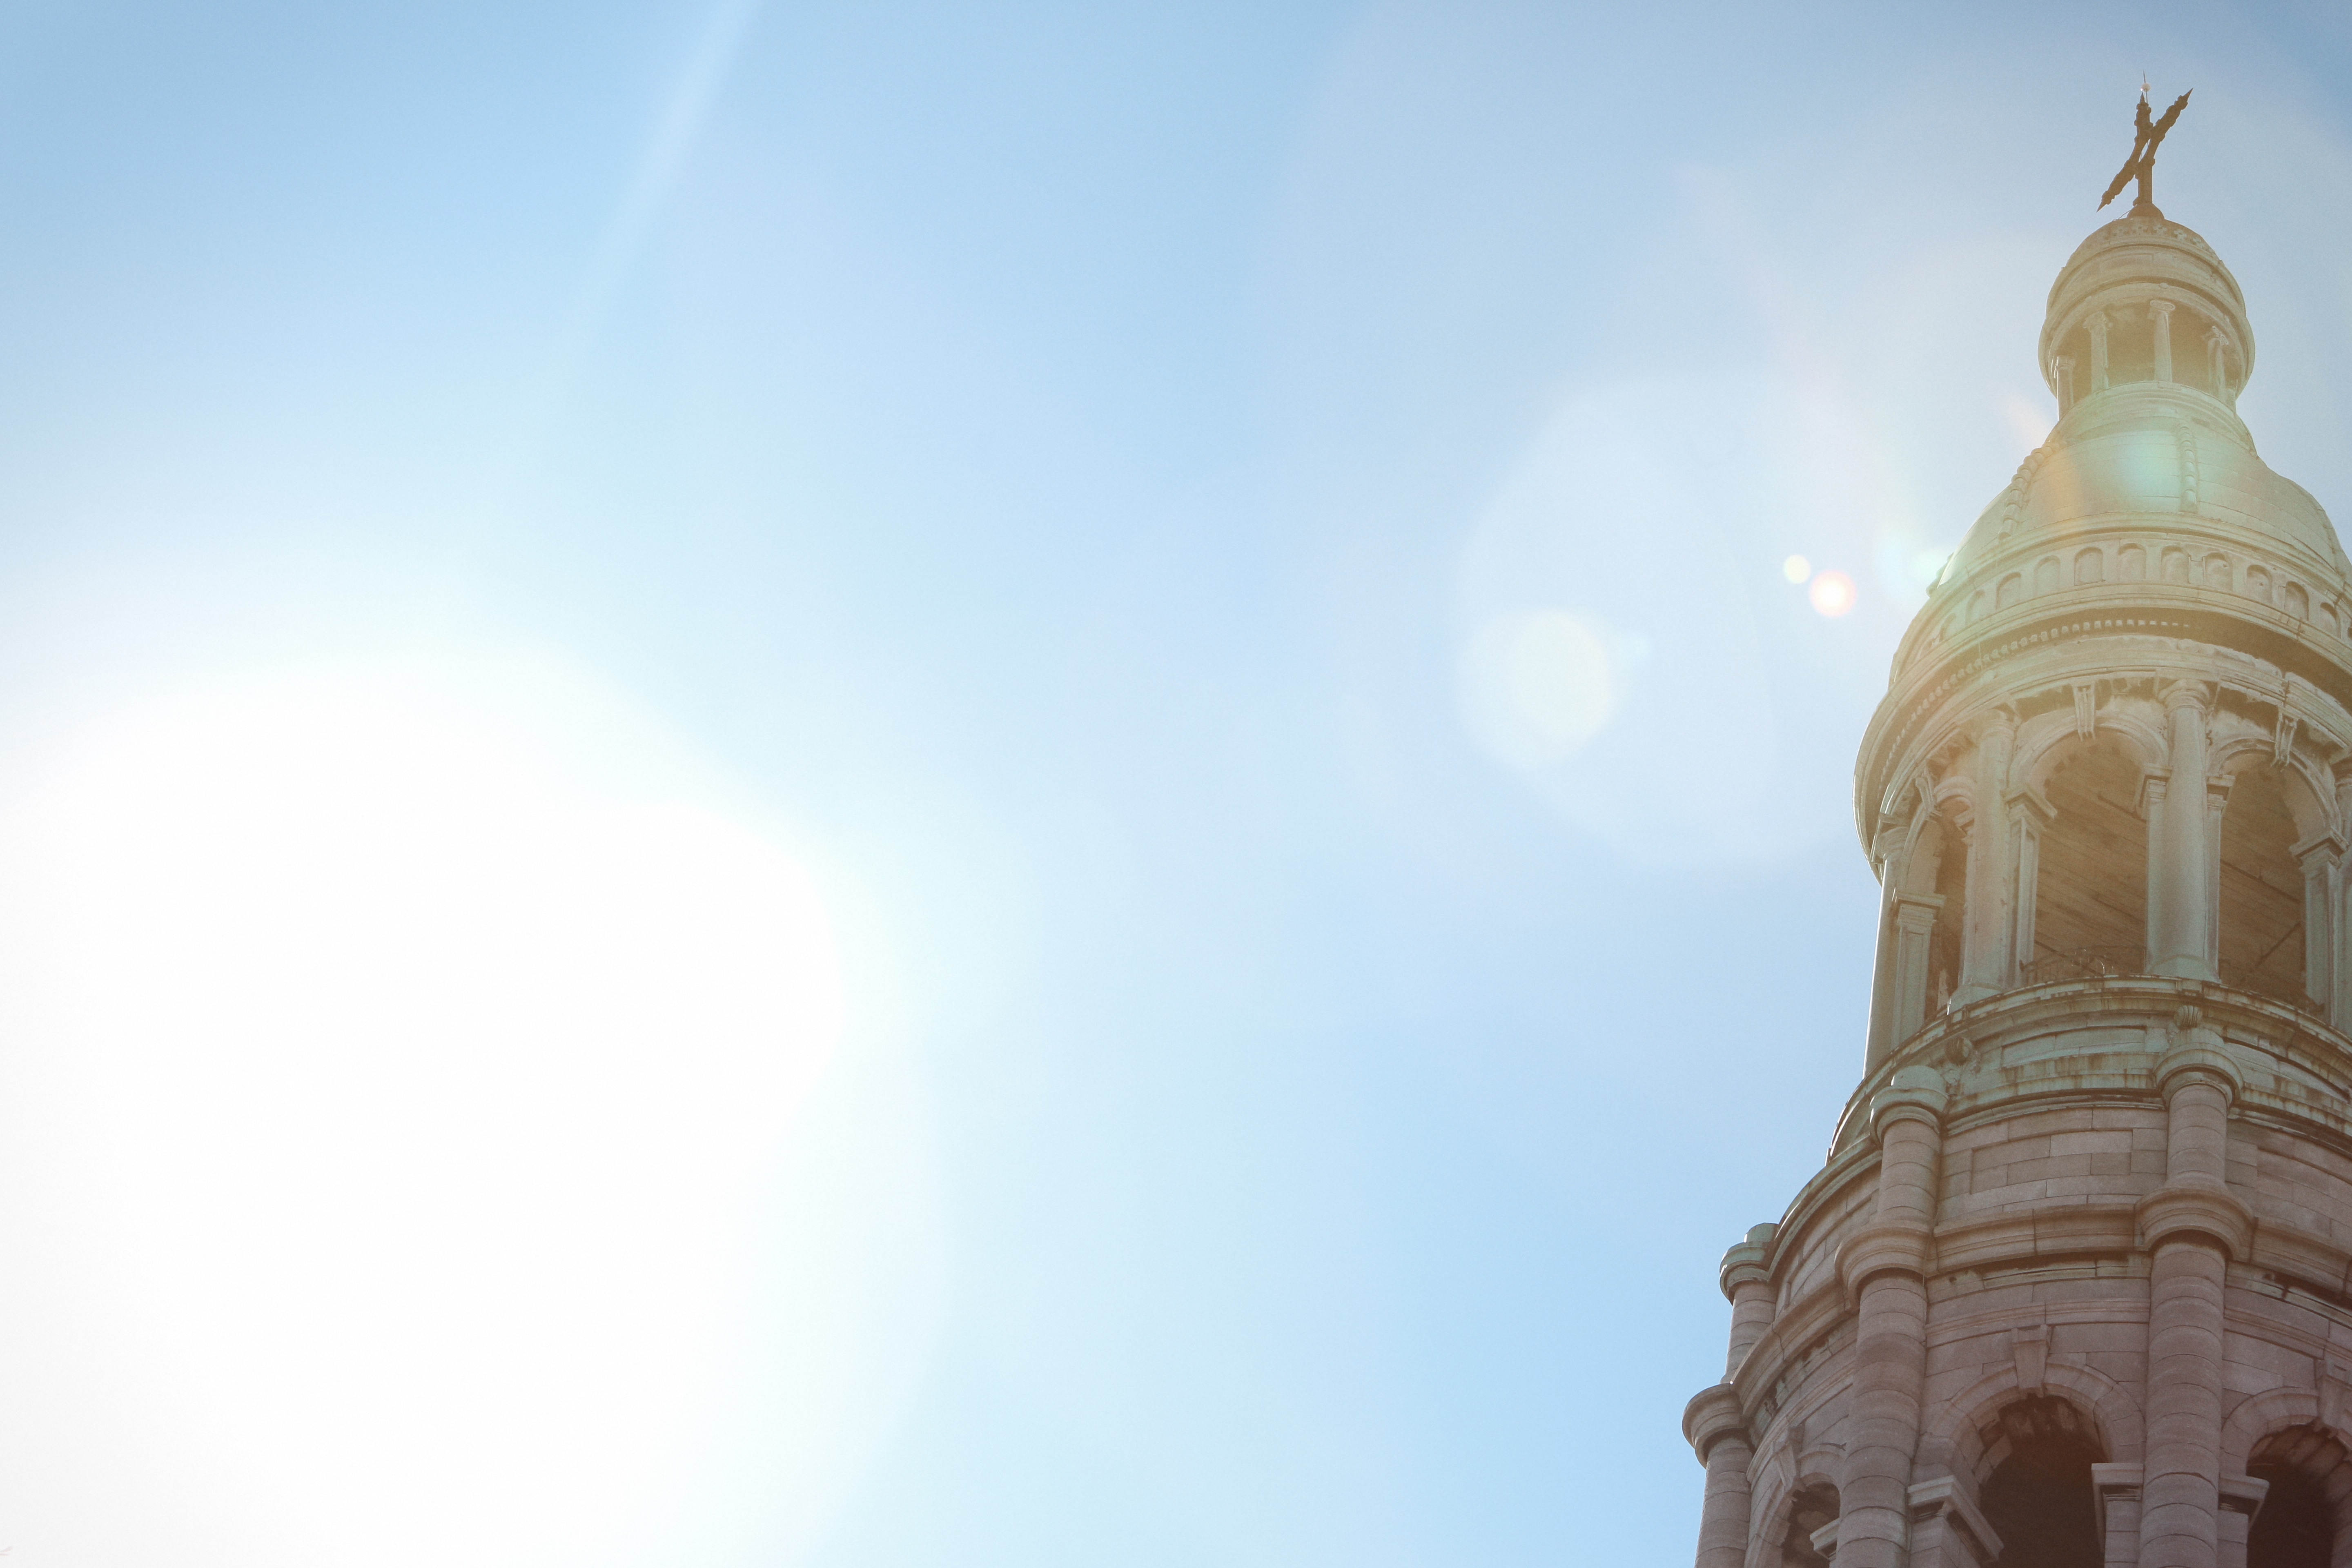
[3,3,2352,1565]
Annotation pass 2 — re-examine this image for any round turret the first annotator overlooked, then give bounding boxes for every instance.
[1689,202,2352,1568]
[2040,212,2254,408]
[1865,215,2352,879]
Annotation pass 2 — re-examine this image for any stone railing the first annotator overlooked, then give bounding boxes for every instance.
[2019,947,2149,985]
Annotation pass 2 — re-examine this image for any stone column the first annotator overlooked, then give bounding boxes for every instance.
[2205,325,2229,399]
[1866,828,1908,1070]
[2297,838,2339,1015]
[2152,299,2177,383]
[1721,1223,1778,1378]
[2011,787,2053,984]
[2054,354,2077,414]
[1908,1476,2004,1567]
[2152,686,2219,981]
[1956,718,2016,1004]
[2217,1476,2270,1568]
[2090,311,2113,392]
[1684,1384,1753,1568]
[1835,1066,1948,1568]
[2135,1023,2252,1568]
[2205,780,2232,973]
[2096,1464,2146,1568]
[2336,771,2352,1025]
[1891,894,1944,1045]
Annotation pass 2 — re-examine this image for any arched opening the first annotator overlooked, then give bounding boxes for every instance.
[1779,1480,1838,1568]
[2247,1424,2352,1568]
[2108,314,2156,384]
[1979,1396,2103,1568]
[1928,815,1968,1013]
[2250,1467,2331,1568]
[2220,765,2305,1006]
[2031,742,2148,981]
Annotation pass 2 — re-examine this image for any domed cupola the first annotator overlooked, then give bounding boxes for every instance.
[2039,211,2254,419]
[1920,211,2352,651]
[1686,99,2352,1568]
[1857,183,2352,1061]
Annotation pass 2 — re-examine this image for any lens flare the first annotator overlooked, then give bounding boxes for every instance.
[1782,554,1812,584]
[0,668,851,1568]
[1461,609,1618,767]
[1809,570,1858,617]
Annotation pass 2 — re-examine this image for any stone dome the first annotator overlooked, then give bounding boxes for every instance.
[1942,386,2351,582]
[1878,210,2352,726]
[1933,212,2349,588]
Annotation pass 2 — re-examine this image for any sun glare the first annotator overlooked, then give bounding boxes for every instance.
[1461,608,1619,767]
[0,666,845,1567]
[1808,570,1857,617]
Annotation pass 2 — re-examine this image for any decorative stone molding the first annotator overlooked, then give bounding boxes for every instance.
[2219,1385,2329,1472]
[1837,1219,1932,1298]
[2150,298,2178,383]
[2219,1473,2271,1567]
[1906,1475,2003,1568]
[2134,1181,2255,1259]
[1717,1223,1775,1301]
[2010,1323,2050,1392]
[2092,1463,2143,1565]
[2154,1021,2243,1103]
[2162,677,2216,719]
[1919,1364,2143,1482]
[1997,443,2054,537]
[2323,1358,2352,1438]
[1869,1064,1949,1138]
[1681,1383,1749,1463]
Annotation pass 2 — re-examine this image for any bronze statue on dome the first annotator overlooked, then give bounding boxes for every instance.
[2100,86,2192,215]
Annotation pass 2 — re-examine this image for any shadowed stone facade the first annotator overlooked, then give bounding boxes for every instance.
[1686,210,2352,1567]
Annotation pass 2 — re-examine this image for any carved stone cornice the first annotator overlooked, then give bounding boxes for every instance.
[1682,1382,1749,1461]
[1908,1475,2003,1568]
[1719,1233,1774,1301]
[2136,1179,2255,1259]
[1870,1066,1949,1139]
[1860,565,2352,846]
[2154,1026,2243,1105]
[1839,1220,1932,1299]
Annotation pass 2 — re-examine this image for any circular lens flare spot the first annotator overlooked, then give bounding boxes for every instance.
[1809,570,1858,617]
[1461,609,1618,767]
[1782,554,1812,584]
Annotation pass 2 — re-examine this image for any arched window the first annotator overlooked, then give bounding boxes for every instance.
[2220,765,2305,1005]
[2030,742,2147,980]
[1978,1396,2103,1568]
[2247,1424,2352,1568]
[1779,1480,1838,1568]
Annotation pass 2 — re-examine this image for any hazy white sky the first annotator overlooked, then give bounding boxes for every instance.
[3,3,2352,1564]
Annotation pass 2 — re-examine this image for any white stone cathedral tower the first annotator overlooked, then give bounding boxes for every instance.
[1684,203,2352,1566]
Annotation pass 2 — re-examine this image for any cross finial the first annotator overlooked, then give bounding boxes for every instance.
[2101,85,2192,216]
